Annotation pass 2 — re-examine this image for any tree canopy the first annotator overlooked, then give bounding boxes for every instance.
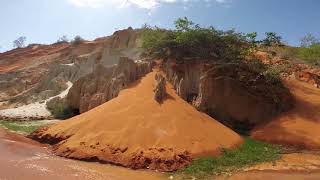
[141,17,250,62]
[13,36,27,48]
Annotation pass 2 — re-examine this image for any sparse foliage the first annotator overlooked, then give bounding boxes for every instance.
[246,32,258,49]
[246,59,286,88]
[57,35,69,43]
[174,17,195,31]
[71,35,84,46]
[13,36,27,48]
[263,32,282,46]
[300,33,319,47]
[46,97,79,120]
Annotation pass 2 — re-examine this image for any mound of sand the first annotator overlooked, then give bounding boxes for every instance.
[30,70,242,171]
[252,79,320,149]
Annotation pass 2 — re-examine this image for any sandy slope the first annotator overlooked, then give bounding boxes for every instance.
[0,81,73,119]
[252,79,320,149]
[31,70,242,171]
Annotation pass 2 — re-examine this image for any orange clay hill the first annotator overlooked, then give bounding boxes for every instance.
[252,79,320,150]
[30,69,243,171]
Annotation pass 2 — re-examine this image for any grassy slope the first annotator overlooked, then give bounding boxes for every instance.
[177,137,282,179]
[0,120,56,135]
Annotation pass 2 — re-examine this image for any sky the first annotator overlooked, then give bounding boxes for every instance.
[0,0,320,52]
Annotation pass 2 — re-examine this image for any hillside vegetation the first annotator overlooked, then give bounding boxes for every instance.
[141,18,289,90]
[141,17,249,62]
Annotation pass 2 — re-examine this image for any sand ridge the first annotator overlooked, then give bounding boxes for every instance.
[31,70,243,171]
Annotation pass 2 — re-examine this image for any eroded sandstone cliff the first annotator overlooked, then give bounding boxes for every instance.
[165,60,294,132]
[67,57,153,113]
[0,28,143,119]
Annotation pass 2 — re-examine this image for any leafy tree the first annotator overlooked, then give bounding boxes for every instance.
[246,32,257,43]
[263,32,282,46]
[300,33,319,47]
[174,17,195,31]
[246,32,258,49]
[13,36,27,48]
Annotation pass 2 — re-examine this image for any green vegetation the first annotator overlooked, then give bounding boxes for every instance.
[298,44,320,64]
[246,32,258,49]
[178,138,282,179]
[141,17,287,91]
[262,65,286,88]
[263,33,320,65]
[300,33,319,47]
[262,32,282,46]
[247,59,289,88]
[297,33,320,64]
[141,17,250,62]
[0,120,55,135]
[46,97,78,120]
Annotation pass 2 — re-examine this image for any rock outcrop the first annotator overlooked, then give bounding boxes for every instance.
[254,50,320,88]
[165,60,294,132]
[0,27,142,113]
[154,73,166,103]
[67,57,153,113]
[295,70,320,88]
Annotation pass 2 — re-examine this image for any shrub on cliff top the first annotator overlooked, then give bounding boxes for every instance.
[71,35,85,46]
[141,17,250,62]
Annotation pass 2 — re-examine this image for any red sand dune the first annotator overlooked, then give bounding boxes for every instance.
[252,79,320,149]
[31,70,242,171]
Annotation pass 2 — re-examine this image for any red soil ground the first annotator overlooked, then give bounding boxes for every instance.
[0,44,70,74]
[252,79,320,149]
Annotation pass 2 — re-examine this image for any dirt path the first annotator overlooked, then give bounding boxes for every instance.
[213,151,320,179]
[222,170,320,180]
[0,128,164,180]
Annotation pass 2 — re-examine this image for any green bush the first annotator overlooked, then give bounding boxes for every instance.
[141,17,250,62]
[298,44,320,64]
[263,66,284,88]
[247,59,267,73]
[246,59,286,89]
[263,32,282,46]
[46,97,78,120]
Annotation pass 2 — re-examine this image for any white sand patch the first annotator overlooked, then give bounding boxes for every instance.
[61,63,75,66]
[0,82,73,119]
